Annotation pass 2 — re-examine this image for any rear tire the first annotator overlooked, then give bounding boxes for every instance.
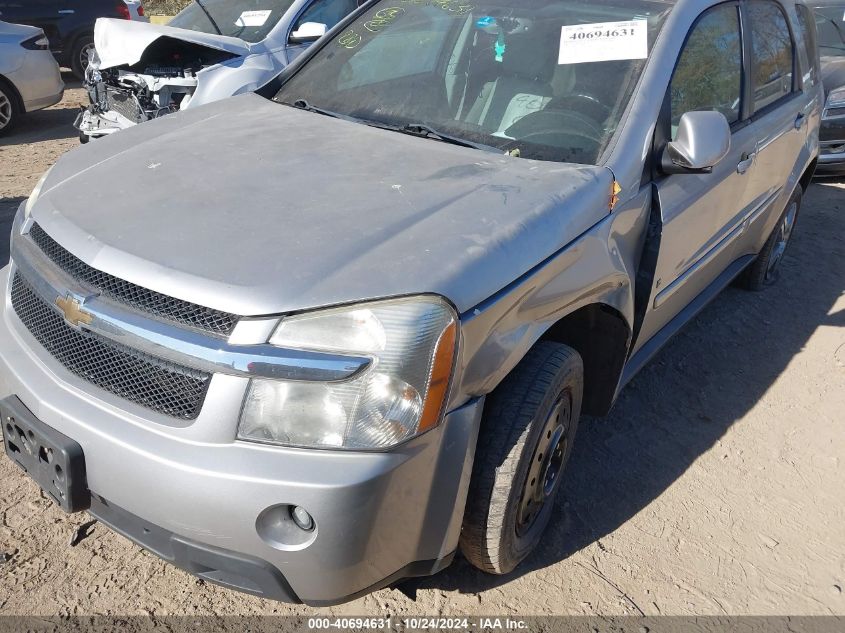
[70,35,95,79]
[0,77,21,136]
[735,185,802,291]
[460,341,583,574]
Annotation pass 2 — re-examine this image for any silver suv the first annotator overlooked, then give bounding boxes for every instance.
[0,0,821,606]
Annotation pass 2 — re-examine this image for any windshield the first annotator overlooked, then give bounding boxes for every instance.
[815,5,845,57]
[168,0,294,43]
[275,0,673,164]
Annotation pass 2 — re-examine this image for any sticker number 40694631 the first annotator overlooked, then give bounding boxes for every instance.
[558,19,648,65]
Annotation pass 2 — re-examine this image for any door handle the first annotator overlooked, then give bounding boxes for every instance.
[737,152,755,174]
[58,9,75,14]
[794,112,806,130]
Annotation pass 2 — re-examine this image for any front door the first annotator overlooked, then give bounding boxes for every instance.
[635,2,757,350]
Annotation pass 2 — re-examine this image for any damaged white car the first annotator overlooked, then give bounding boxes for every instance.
[75,0,361,141]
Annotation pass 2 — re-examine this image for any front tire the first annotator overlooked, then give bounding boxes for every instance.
[460,341,583,574]
[736,185,802,291]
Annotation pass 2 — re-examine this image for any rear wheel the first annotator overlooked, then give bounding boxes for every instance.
[0,78,20,136]
[736,186,802,291]
[460,341,583,574]
[70,35,95,79]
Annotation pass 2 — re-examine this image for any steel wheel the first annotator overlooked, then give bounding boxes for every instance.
[765,200,798,281]
[516,394,572,536]
[461,341,583,575]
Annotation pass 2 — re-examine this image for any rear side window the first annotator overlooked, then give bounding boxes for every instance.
[796,4,820,88]
[748,0,795,113]
[670,4,743,135]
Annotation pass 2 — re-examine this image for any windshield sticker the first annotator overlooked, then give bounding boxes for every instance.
[364,7,406,32]
[337,29,363,48]
[235,10,272,27]
[558,19,648,65]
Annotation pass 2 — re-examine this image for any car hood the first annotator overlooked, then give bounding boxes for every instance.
[94,17,252,69]
[32,94,612,317]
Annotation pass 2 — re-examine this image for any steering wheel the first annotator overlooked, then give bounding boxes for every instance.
[505,109,604,147]
[553,93,611,123]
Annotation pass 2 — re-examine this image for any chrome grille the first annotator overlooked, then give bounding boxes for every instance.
[28,223,238,337]
[10,271,210,420]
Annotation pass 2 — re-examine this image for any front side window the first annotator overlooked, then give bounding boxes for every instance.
[670,4,742,136]
[813,4,845,58]
[275,0,675,165]
[168,0,296,43]
[748,0,795,113]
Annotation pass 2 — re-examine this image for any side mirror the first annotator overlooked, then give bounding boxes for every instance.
[661,111,731,175]
[289,22,327,44]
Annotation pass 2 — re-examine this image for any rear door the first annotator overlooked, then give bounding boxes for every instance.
[635,2,758,349]
[737,0,815,249]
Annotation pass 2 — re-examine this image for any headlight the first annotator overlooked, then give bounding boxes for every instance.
[238,296,458,450]
[23,167,53,220]
[827,86,845,109]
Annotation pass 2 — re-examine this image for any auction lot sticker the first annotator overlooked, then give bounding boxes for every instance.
[236,10,272,27]
[559,19,648,64]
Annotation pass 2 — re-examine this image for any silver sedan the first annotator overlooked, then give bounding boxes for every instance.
[0,20,64,136]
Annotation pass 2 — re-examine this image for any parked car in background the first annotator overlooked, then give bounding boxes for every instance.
[1,0,820,607]
[75,0,361,141]
[813,0,845,172]
[0,20,64,136]
[0,0,147,79]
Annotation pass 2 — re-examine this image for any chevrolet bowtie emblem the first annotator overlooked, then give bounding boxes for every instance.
[55,294,93,327]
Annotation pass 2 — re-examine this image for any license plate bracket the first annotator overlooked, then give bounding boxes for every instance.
[1,396,90,513]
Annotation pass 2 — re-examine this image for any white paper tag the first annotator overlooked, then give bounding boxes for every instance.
[235,10,272,27]
[559,20,648,65]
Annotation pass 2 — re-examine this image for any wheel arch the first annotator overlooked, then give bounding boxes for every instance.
[539,303,631,416]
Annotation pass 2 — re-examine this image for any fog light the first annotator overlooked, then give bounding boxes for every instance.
[290,506,314,532]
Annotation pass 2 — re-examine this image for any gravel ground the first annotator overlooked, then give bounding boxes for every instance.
[0,80,843,617]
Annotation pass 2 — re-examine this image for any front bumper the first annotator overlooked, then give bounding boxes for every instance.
[0,264,483,605]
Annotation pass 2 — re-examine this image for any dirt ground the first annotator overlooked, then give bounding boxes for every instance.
[0,78,843,618]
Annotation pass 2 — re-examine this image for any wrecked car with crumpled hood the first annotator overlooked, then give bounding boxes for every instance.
[75,0,362,140]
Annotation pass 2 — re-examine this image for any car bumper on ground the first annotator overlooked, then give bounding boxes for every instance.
[0,264,483,605]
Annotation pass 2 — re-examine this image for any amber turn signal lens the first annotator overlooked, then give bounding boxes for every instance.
[418,321,457,433]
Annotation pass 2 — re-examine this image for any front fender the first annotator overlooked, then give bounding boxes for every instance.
[448,186,651,409]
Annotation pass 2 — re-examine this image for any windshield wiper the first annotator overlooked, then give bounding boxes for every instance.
[289,99,365,124]
[194,0,222,35]
[394,123,502,153]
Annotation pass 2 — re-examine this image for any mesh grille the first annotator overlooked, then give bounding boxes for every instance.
[28,223,238,337]
[106,86,145,123]
[11,272,210,420]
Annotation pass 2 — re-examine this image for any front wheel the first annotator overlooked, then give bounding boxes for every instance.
[460,341,583,574]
